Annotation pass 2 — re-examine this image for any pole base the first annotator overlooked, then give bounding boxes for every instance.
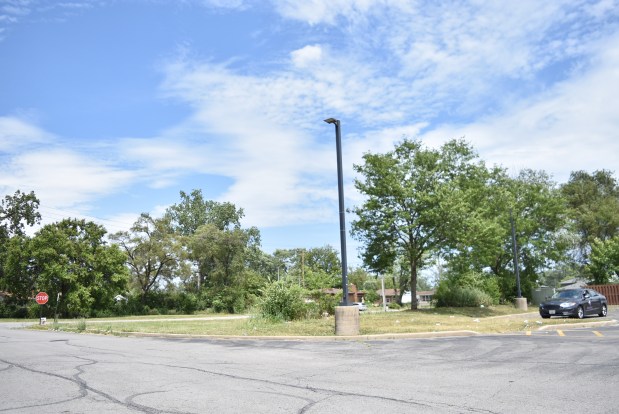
[514,297,528,311]
[334,306,360,336]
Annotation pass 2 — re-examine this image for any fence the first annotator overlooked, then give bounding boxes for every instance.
[587,284,619,305]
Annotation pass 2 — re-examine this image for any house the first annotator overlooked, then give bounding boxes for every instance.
[376,289,435,305]
[559,278,588,290]
[323,284,365,303]
[376,288,399,305]
[401,290,435,304]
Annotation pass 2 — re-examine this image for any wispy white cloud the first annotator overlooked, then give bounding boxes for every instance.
[0,116,137,216]
[1,147,136,208]
[291,44,323,68]
[417,32,619,182]
[0,116,53,151]
[126,77,338,226]
[198,0,248,10]
[273,0,619,118]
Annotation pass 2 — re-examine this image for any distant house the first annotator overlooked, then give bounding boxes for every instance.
[559,278,588,290]
[323,284,365,303]
[402,290,435,304]
[376,289,435,305]
[375,288,399,305]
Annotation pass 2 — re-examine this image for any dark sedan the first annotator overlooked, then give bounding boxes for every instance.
[539,288,608,319]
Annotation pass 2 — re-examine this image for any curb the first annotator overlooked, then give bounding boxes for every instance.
[124,329,480,341]
[537,319,618,331]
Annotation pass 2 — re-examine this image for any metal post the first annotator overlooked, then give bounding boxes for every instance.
[54,292,62,323]
[324,118,349,306]
[381,274,387,312]
[510,209,522,298]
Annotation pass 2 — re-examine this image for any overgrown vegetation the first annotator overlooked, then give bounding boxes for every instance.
[31,305,597,337]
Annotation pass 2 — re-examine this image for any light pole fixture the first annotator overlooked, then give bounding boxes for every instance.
[510,209,522,298]
[324,117,349,306]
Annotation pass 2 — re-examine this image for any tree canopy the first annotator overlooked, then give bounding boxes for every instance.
[352,139,486,309]
[561,170,619,263]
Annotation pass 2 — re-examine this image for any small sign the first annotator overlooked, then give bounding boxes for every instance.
[35,292,49,305]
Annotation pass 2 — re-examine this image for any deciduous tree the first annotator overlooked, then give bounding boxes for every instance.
[561,170,619,263]
[30,219,129,316]
[352,139,485,309]
[587,236,619,284]
[111,214,186,302]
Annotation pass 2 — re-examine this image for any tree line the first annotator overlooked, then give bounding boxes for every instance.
[352,139,619,309]
[1,138,618,318]
[0,189,354,318]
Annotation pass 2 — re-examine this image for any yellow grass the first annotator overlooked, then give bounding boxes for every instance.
[24,305,611,337]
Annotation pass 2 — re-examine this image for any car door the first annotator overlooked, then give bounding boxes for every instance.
[582,290,599,315]
[582,290,593,315]
[588,290,602,314]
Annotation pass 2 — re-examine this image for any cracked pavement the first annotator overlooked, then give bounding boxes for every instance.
[1,322,618,413]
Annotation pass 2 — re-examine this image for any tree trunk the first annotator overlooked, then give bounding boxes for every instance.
[410,259,418,310]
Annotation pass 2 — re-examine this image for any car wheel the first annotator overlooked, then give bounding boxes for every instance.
[576,306,584,319]
[599,304,608,317]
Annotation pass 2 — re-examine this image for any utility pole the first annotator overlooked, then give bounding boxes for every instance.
[381,274,387,312]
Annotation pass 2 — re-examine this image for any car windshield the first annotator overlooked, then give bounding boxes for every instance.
[552,290,581,299]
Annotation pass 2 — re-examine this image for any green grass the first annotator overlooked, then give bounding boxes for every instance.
[22,304,612,337]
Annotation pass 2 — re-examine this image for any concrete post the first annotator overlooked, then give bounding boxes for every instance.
[334,306,360,335]
[514,297,528,311]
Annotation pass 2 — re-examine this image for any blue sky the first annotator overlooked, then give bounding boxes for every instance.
[1,0,619,266]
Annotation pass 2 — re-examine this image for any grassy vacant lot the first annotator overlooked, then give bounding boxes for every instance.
[23,305,610,337]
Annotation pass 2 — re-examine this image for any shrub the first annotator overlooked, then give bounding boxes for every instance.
[363,289,380,305]
[259,281,306,321]
[434,270,500,307]
[209,287,248,314]
[434,284,494,307]
[387,302,401,310]
[307,290,338,316]
[76,319,87,332]
[172,292,198,314]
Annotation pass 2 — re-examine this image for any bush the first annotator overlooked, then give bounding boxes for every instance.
[209,287,249,314]
[387,302,401,310]
[433,270,500,307]
[259,281,307,321]
[363,289,380,305]
[307,290,339,316]
[0,302,30,318]
[76,319,87,332]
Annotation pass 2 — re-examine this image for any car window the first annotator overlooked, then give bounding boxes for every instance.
[552,290,580,299]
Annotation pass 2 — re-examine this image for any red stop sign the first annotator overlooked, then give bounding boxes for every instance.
[35,292,49,305]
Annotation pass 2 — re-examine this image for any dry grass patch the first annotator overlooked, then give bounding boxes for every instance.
[28,305,608,337]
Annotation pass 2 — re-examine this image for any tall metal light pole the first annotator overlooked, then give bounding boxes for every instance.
[510,209,522,299]
[324,118,349,306]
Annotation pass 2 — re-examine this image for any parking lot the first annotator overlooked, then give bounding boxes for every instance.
[1,312,618,413]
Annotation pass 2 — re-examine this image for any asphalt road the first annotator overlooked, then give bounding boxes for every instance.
[1,317,618,414]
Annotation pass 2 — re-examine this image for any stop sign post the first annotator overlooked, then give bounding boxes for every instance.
[36,291,48,324]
